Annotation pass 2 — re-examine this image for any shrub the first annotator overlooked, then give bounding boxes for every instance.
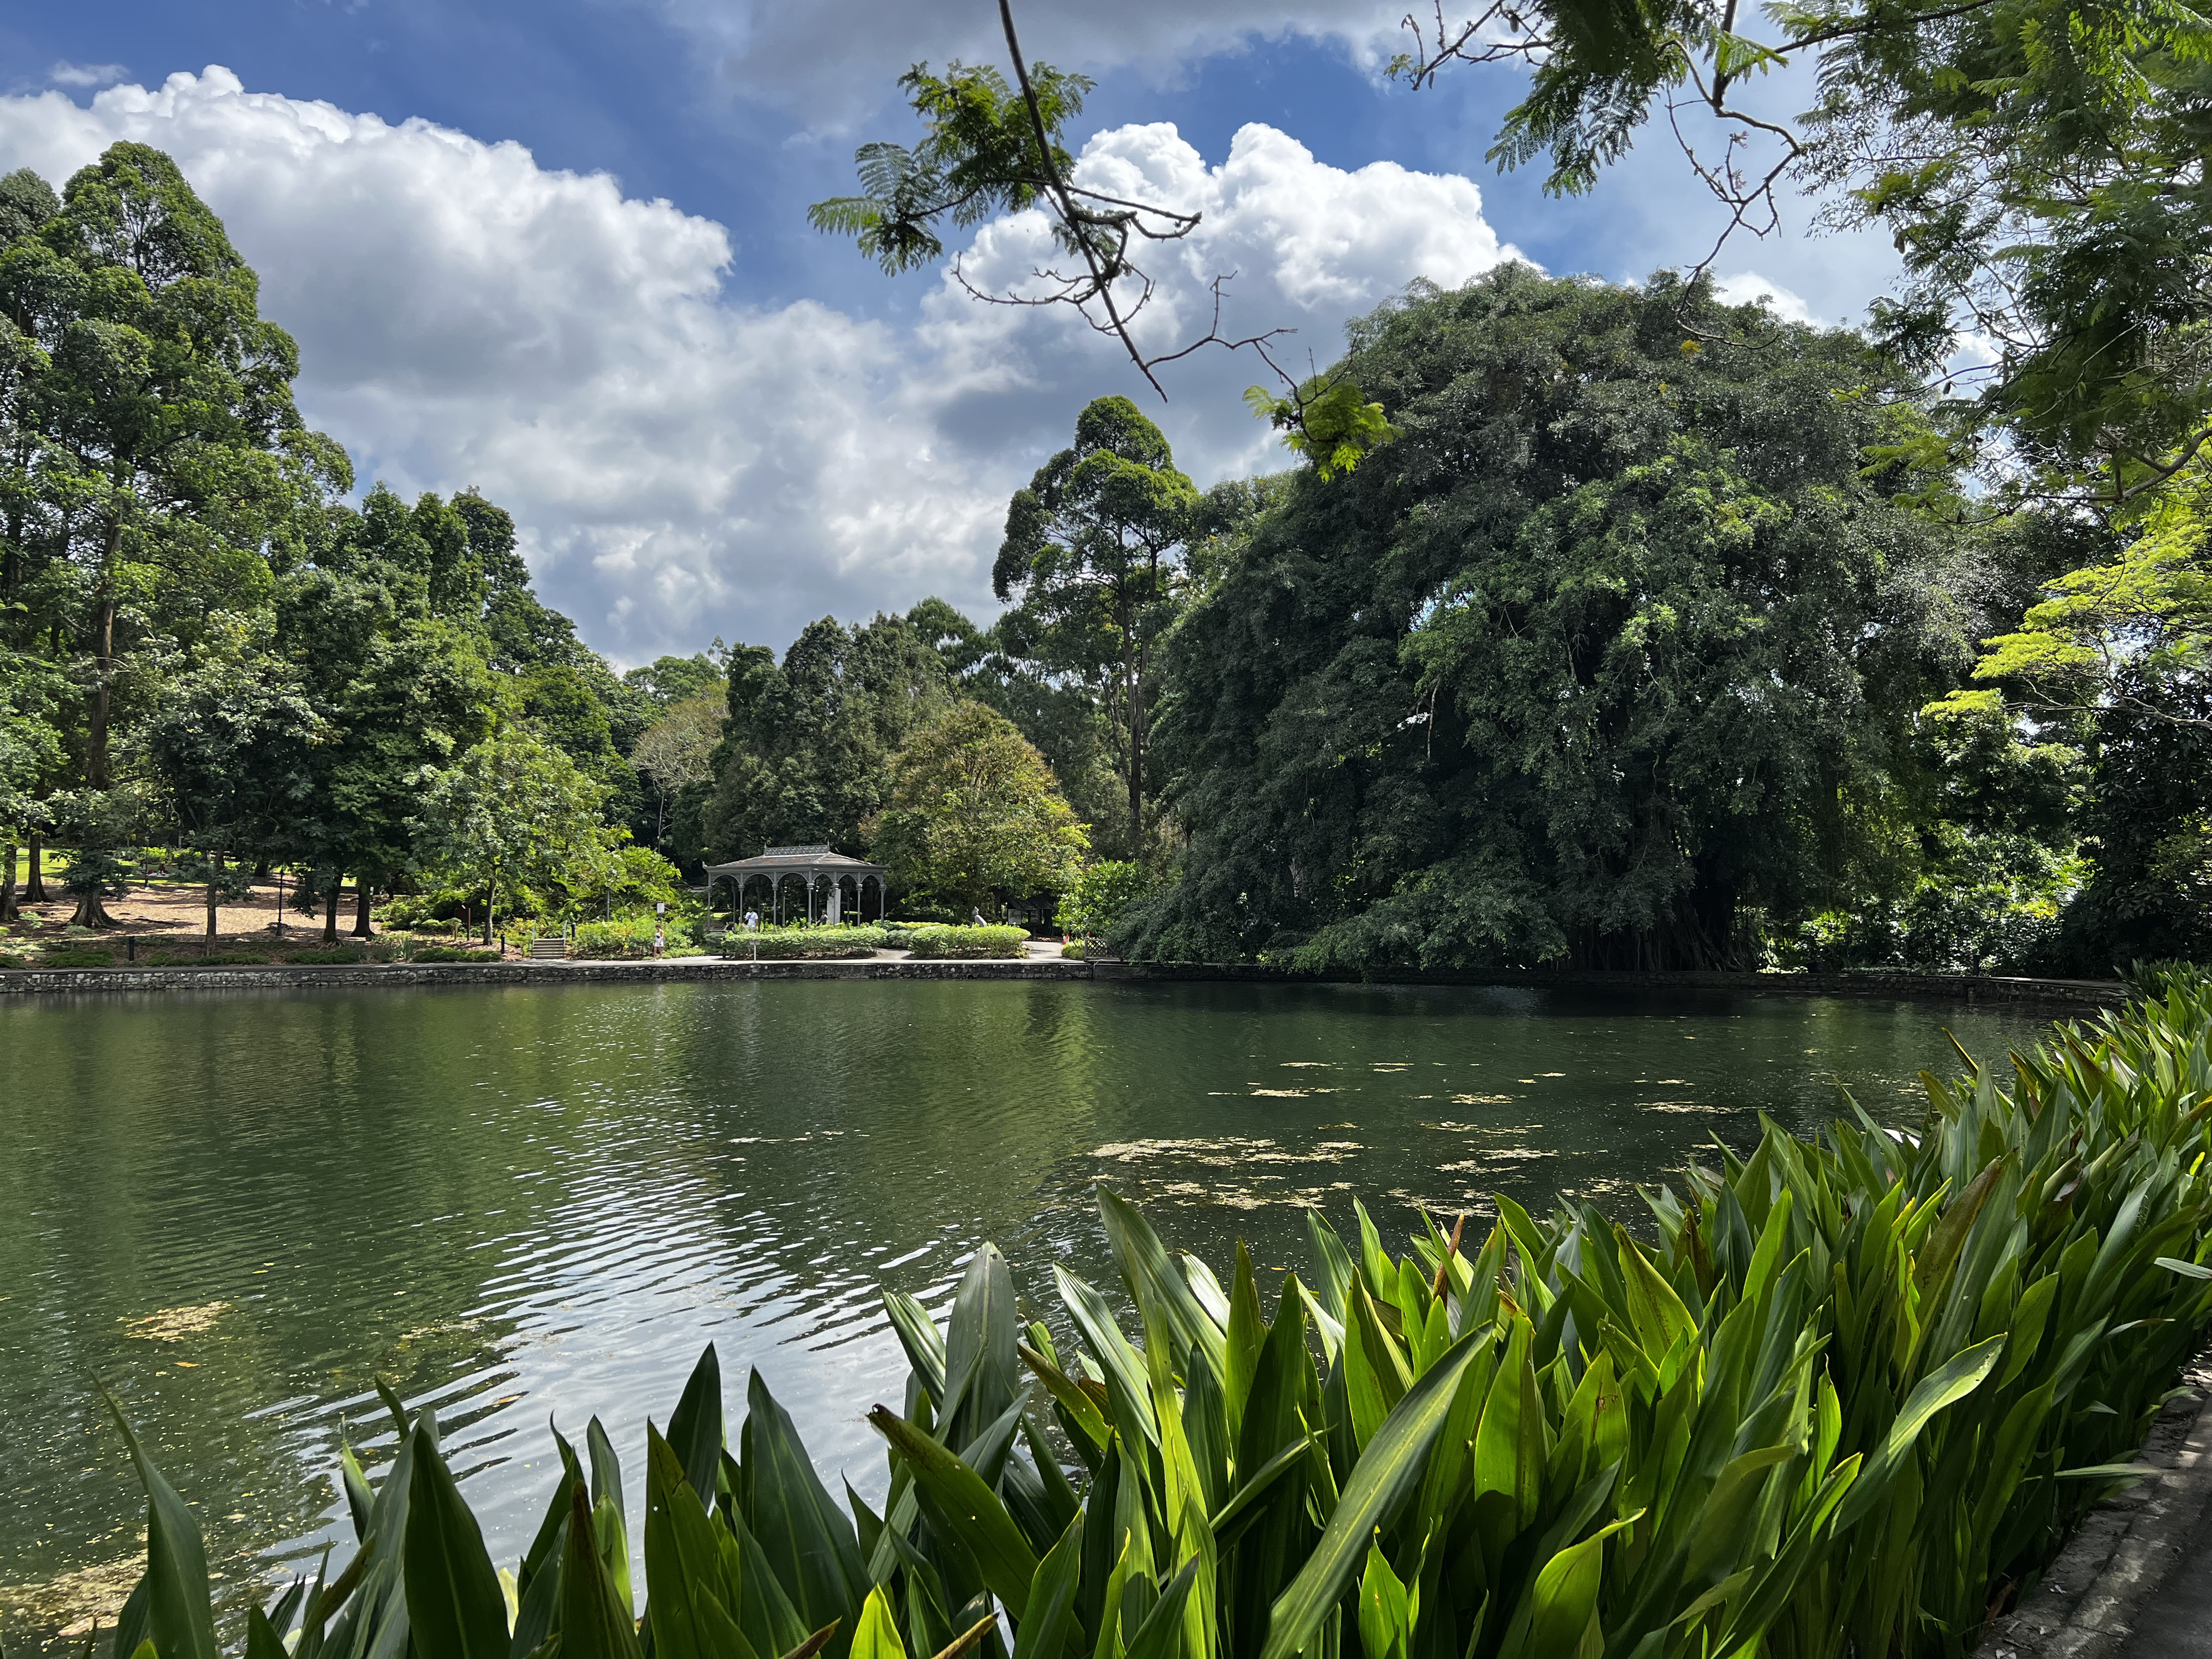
[38,947,113,968]
[0,952,26,969]
[1060,940,1087,959]
[723,925,887,959]
[1057,858,1154,940]
[374,890,465,929]
[901,922,1026,958]
[410,944,501,963]
[284,946,367,965]
[574,916,659,959]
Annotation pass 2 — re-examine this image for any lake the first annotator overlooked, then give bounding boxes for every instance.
[0,977,2060,1639]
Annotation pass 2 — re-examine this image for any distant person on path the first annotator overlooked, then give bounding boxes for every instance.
[973,907,985,925]
[744,909,759,931]
[653,925,665,957]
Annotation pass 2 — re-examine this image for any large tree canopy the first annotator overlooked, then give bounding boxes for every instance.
[873,701,1088,917]
[996,395,1198,848]
[688,613,952,860]
[1124,268,2025,970]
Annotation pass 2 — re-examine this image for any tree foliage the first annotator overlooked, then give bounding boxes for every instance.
[997,395,1198,847]
[1124,268,2020,970]
[0,145,657,933]
[1400,0,2212,510]
[687,614,952,862]
[410,727,611,942]
[873,701,1088,917]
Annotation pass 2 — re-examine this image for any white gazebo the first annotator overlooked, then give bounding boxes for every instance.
[702,845,890,925]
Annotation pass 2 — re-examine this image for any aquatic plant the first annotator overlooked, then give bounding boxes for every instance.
[77,982,2212,1659]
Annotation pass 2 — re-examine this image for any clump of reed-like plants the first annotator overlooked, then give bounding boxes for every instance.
[72,981,2212,1659]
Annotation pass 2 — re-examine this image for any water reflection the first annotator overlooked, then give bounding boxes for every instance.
[0,978,2057,1641]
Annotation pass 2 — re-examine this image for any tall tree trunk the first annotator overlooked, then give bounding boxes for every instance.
[87,515,121,790]
[24,831,46,901]
[69,886,119,929]
[1124,639,1143,848]
[1,840,15,923]
[353,873,375,937]
[484,881,496,946]
[323,869,342,943]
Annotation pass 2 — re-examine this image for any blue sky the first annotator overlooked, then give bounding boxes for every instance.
[0,1,1896,663]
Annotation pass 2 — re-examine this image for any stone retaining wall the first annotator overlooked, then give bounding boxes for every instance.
[1091,961,2126,1008]
[0,955,2125,1004]
[0,957,1094,994]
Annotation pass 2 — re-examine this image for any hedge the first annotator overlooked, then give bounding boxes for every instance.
[900,922,1028,958]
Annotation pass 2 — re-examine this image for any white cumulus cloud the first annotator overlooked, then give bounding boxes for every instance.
[0,69,1521,662]
[1713,271,1814,325]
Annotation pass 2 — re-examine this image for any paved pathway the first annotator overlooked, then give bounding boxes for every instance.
[1993,1349,2212,1658]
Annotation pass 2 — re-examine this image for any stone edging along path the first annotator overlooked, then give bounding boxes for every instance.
[1987,1347,2212,1658]
[0,955,2127,1005]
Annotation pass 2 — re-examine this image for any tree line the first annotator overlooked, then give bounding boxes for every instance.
[0,147,722,941]
[11,7,2212,973]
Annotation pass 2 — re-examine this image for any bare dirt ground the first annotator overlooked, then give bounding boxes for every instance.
[6,871,364,938]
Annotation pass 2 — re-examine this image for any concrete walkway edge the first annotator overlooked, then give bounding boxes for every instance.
[1989,1350,2212,1658]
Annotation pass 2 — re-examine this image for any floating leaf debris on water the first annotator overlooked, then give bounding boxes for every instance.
[122,1302,230,1341]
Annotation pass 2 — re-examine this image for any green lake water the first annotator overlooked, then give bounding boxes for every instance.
[0,977,2061,1639]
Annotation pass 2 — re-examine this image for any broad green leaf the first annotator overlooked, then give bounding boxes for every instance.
[849,1589,907,1659]
[560,1480,645,1659]
[1305,1212,1357,1328]
[1495,1514,1636,1659]
[1258,1328,1485,1659]
[587,1418,626,1526]
[883,1291,950,1407]
[643,1429,758,1659]
[248,1605,290,1659]
[1019,1342,1110,1449]
[942,1244,1020,1446]
[741,1370,867,1648]
[103,1391,221,1659]
[1119,1559,1198,1659]
[404,1423,511,1659]
[1355,1543,1408,1659]
[1224,1243,1267,1443]
[868,1407,1039,1619]
[1614,1229,1697,1359]
[667,1345,726,1509]
[1099,1185,1228,1381]
[1837,1334,2005,1530]
[1209,1432,1324,1543]
[1055,1266,1160,1448]
[1012,1511,1085,1659]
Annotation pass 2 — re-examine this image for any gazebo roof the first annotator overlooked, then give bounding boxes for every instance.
[703,844,887,875]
